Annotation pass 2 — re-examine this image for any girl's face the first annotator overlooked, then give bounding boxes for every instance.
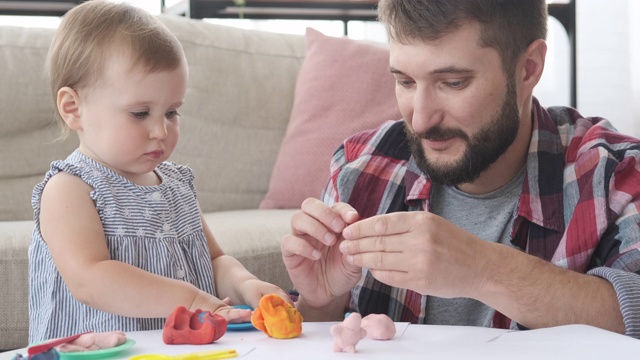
[74,54,188,186]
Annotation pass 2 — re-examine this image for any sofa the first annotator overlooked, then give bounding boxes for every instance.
[0,13,401,351]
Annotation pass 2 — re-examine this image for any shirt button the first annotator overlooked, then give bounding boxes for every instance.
[152,192,162,200]
[176,269,185,279]
[163,223,170,231]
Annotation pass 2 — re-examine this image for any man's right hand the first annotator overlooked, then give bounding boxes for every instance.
[281,198,361,318]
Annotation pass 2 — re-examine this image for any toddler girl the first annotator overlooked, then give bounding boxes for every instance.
[29,0,288,343]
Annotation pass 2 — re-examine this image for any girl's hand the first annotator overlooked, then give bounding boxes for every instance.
[189,291,251,323]
[237,278,291,309]
[213,306,252,323]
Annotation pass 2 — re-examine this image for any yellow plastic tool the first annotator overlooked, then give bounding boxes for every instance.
[129,349,237,360]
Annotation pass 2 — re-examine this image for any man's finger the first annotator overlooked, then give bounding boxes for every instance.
[291,210,338,246]
[281,233,322,260]
[331,202,360,225]
[339,234,404,255]
[343,212,423,239]
[300,198,345,233]
[346,251,407,272]
[369,269,410,290]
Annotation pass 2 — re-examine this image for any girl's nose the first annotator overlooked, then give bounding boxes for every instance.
[149,118,168,140]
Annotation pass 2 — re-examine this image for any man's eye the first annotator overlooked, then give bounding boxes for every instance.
[444,79,466,88]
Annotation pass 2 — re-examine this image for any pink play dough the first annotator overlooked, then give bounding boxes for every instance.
[55,331,127,352]
[330,313,367,353]
[361,314,396,340]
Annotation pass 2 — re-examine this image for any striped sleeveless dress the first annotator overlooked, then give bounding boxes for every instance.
[29,150,216,342]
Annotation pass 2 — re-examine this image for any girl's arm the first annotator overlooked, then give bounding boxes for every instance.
[202,210,290,308]
[40,173,225,318]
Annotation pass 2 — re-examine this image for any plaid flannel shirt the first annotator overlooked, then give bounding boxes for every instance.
[322,98,640,338]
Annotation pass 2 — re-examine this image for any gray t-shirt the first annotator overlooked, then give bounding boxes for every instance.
[426,168,525,327]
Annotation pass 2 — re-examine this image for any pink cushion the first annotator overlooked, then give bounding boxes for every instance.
[260,28,401,209]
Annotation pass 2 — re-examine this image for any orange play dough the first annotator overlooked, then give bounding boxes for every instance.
[251,294,303,339]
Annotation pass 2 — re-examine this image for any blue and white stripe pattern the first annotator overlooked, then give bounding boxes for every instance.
[29,150,215,342]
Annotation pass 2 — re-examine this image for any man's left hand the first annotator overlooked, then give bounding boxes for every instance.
[339,211,492,299]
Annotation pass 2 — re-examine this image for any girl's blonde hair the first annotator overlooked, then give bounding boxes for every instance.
[46,0,185,137]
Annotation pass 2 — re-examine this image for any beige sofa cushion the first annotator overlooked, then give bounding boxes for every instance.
[203,209,295,291]
[0,26,78,222]
[0,16,306,222]
[160,16,306,214]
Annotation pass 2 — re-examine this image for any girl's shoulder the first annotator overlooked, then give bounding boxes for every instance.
[33,151,98,201]
[157,161,195,185]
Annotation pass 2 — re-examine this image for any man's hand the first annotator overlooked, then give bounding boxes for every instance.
[339,211,489,298]
[281,198,362,313]
[339,211,626,334]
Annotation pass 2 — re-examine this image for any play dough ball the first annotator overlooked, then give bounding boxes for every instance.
[251,294,303,339]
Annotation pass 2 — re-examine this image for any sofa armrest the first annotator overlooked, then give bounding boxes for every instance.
[0,220,33,350]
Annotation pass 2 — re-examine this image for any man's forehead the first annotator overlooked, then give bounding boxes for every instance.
[388,23,499,74]
[388,20,483,48]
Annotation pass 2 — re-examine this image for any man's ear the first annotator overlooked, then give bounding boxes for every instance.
[518,39,547,94]
[57,86,82,131]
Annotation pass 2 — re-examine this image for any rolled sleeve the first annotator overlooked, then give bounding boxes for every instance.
[588,266,640,338]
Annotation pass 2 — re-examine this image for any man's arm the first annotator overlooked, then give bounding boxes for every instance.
[475,241,624,333]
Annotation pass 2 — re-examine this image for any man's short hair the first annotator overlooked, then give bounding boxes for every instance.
[377,0,548,76]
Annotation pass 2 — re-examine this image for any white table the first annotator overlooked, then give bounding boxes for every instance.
[3,322,640,359]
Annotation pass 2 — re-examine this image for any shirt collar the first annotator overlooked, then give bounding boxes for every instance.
[405,157,430,203]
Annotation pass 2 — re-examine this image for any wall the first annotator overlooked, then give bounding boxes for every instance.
[3,1,637,137]
[576,0,638,137]
[533,16,571,109]
[630,1,640,137]
[207,2,640,137]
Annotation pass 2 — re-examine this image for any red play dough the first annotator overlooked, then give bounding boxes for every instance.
[162,306,227,344]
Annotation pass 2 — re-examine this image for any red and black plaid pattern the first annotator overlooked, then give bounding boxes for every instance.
[321,98,640,337]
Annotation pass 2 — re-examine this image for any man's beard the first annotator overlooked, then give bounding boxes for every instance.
[405,79,520,187]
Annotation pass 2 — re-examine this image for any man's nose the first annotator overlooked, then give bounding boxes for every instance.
[411,86,443,134]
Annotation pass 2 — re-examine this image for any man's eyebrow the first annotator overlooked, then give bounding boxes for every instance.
[430,66,474,75]
[389,66,474,75]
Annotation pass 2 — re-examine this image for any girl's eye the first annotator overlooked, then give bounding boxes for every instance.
[166,110,180,119]
[131,111,149,119]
